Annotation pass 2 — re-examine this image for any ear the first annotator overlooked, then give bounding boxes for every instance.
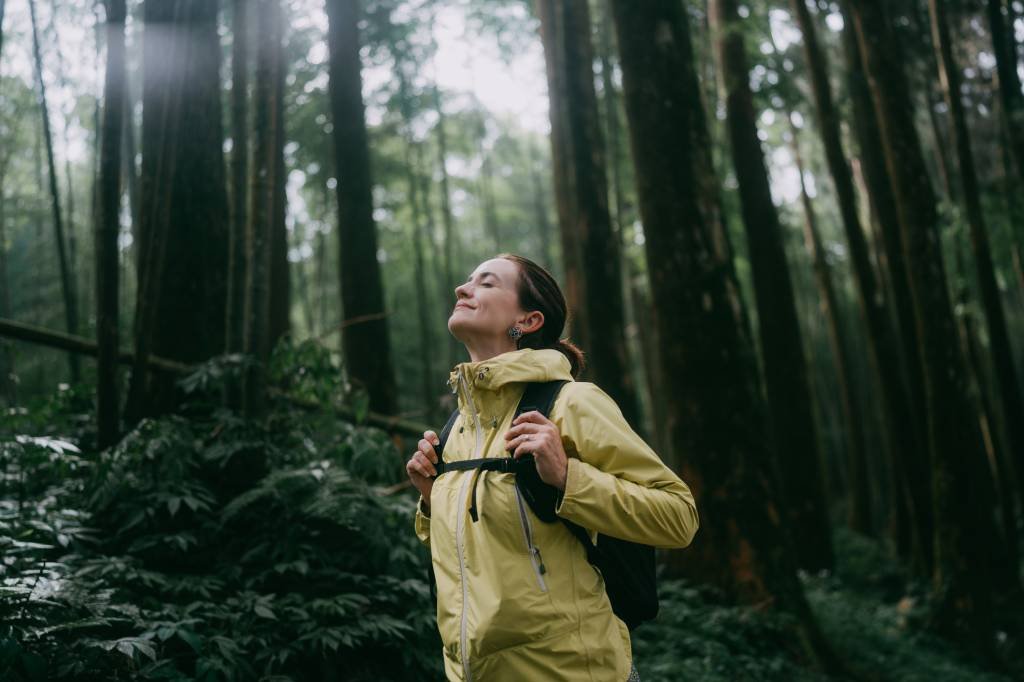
[518,311,544,335]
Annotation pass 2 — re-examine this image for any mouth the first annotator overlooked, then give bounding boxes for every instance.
[454,303,474,311]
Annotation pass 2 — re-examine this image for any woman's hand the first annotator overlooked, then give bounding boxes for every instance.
[504,411,569,490]
[406,430,440,512]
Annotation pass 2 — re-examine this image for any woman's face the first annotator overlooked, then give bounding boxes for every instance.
[448,258,541,345]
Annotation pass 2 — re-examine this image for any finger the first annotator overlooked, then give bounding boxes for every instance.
[424,430,440,447]
[506,433,543,452]
[512,410,549,426]
[416,451,438,477]
[418,438,438,463]
[503,422,542,441]
[512,437,544,459]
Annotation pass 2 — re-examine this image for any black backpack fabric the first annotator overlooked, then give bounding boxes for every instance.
[428,380,659,630]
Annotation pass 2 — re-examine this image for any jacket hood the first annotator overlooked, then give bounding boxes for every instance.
[446,347,573,394]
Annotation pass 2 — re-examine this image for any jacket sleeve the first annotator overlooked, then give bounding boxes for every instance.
[553,382,699,549]
[414,495,431,548]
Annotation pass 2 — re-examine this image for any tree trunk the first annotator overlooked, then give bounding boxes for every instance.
[48,7,80,322]
[847,0,995,651]
[930,0,1024,510]
[226,0,250,364]
[242,0,283,416]
[126,0,230,422]
[325,0,397,415]
[789,124,872,535]
[711,0,832,572]
[431,82,462,372]
[268,24,290,349]
[929,0,1024,507]
[398,73,436,418]
[609,0,841,672]
[0,154,15,406]
[96,0,127,449]
[951,236,1021,596]
[795,0,935,572]
[839,1,935,567]
[536,0,640,428]
[987,0,1024,179]
[28,0,80,383]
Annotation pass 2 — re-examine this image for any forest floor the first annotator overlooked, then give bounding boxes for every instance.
[633,523,1023,682]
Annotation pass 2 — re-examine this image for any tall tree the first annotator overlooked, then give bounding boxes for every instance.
[839,3,933,565]
[986,0,1024,180]
[226,0,250,366]
[795,0,934,570]
[126,0,230,421]
[96,0,128,448]
[431,80,462,371]
[536,0,640,427]
[710,0,832,572]
[930,0,1024,504]
[846,0,995,650]
[789,120,871,535]
[0,0,14,405]
[397,69,436,417]
[243,0,283,416]
[28,0,79,382]
[325,0,397,415]
[609,0,841,672]
[268,17,290,349]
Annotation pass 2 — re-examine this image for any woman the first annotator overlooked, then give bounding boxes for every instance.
[406,254,699,681]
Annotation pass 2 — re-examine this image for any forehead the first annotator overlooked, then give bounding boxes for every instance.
[469,258,518,281]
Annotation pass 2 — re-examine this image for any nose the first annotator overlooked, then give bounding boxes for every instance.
[454,282,471,300]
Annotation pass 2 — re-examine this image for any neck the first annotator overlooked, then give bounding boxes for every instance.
[463,337,518,363]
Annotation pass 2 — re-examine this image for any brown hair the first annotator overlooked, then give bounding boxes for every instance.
[496,253,586,379]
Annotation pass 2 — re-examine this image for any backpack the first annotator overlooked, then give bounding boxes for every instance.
[428,380,659,631]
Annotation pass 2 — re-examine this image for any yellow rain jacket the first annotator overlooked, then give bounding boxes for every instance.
[414,348,699,681]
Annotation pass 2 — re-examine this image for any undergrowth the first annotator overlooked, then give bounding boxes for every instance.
[1,339,1020,680]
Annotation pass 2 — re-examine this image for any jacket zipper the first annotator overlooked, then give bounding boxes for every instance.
[454,370,483,682]
[514,486,549,592]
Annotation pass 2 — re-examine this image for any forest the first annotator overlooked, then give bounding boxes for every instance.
[0,0,1023,679]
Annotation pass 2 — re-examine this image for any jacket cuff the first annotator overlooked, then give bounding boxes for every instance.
[555,457,580,519]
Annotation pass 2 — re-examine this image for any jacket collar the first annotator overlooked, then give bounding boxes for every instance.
[446,348,573,395]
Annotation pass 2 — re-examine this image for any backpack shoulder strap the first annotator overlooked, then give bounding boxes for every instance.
[515,380,569,422]
[435,407,461,465]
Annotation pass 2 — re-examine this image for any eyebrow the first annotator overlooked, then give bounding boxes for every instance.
[467,271,500,283]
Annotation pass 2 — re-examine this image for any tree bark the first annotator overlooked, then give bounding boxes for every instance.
[126,0,230,422]
[789,123,871,535]
[28,0,80,383]
[0,152,15,406]
[96,0,127,449]
[226,0,250,364]
[987,0,1024,180]
[536,0,640,427]
[609,0,841,672]
[847,0,995,651]
[795,0,935,571]
[839,2,935,567]
[398,72,436,418]
[430,81,462,372]
[711,0,832,572]
[325,0,397,415]
[930,0,1024,509]
[242,0,283,416]
[268,21,290,349]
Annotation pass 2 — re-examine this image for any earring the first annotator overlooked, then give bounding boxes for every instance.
[507,326,523,340]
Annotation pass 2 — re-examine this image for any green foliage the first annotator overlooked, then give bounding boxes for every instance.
[0,344,441,681]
